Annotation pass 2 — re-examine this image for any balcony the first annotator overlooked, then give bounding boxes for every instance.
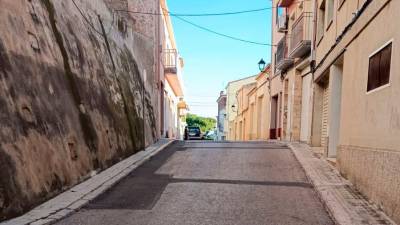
[276,36,294,72]
[278,0,294,7]
[277,15,288,32]
[164,49,184,96]
[289,12,312,58]
[164,49,178,74]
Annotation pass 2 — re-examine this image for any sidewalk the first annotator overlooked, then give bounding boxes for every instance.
[288,142,396,225]
[1,139,175,225]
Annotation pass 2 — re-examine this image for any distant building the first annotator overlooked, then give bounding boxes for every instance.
[216,91,227,141]
[224,75,257,140]
[234,83,257,141]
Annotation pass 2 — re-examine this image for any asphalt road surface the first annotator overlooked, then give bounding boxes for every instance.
[56,141,334,225]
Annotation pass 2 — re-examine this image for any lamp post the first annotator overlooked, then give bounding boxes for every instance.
[258,58,266,72]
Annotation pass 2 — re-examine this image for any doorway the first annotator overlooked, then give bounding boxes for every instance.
[300,74,312,142]
[327,58,343,158]
[270,95,279,139]
[282,79,289,140]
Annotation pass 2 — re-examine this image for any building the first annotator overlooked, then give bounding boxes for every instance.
[216,91,227,141]
[271,0,314,142]
[268,0,400,222]
[224,75,257,140]
[234,83,257,141]
[230,66,272,141]
[309,0,400,222]
[251,65,272,140]
[160,0,188,140]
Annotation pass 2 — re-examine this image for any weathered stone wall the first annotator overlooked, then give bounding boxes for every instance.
[0,0,159,221]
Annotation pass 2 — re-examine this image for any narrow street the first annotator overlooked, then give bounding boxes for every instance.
[56,141,333,225]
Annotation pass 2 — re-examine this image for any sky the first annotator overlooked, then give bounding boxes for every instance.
[168,0,273,118]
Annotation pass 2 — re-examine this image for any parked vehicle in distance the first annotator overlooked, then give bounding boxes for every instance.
[184,126,202,140]
[203,130,216,141]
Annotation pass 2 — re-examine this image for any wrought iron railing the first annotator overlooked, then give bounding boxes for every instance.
[290,12,313,54]
[276,35,289,65]
[163,49,178,73]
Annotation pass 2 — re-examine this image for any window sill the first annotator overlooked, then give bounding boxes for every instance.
[366,83,391,95]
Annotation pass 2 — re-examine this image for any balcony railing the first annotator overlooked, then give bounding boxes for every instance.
[163,49,178,74]
[289,12,312,58]
[276,35,294,72]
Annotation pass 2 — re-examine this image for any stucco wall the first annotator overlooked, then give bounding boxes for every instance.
[337,2,400,222]
[255,74,271,140]
[225,76,256,140]
[0,0,159,221]
[314,0,400,222]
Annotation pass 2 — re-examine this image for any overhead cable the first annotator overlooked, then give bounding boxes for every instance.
[172,15,273,46]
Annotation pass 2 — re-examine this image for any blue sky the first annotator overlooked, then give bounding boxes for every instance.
[168,0,273,118]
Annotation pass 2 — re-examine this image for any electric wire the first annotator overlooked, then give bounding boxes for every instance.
[71,0,114,37]
[71,0,296,46]
[115,0,310,17]
[115,7,271,17]
[172,15,273,46]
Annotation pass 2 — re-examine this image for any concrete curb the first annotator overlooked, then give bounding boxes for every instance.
[1,139,175,225]
[287,142,396,225]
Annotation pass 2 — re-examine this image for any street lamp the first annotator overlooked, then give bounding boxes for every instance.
[258,58,266,72]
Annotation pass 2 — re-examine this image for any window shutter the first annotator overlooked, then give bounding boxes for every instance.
[367,43,392,92]
[379,44,392,86]
[368,52,381,91]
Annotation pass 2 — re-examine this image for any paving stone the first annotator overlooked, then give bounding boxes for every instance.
[288,142,395,225]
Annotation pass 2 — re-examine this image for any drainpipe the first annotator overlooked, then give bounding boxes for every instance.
[309,0,318,145]
[156,0,161,140]
[310,0,317,75]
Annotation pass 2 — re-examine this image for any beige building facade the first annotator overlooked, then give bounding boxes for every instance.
[233,83,256,141]
[223,0,400,221]
[253,0,400,222]
[224,75,257,140]
[310,0,400,222]
[230,67,272,141]
[272,0,400,222]
[272,0,314,143]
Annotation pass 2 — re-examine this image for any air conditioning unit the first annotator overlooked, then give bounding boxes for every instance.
[277,15,288,32]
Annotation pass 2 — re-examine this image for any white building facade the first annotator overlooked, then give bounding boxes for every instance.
[160,0,187,140]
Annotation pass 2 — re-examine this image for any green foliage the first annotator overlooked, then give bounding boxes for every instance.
[186,114,216,132]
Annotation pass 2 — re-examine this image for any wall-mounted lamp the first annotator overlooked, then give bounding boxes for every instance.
[231,104,237,112]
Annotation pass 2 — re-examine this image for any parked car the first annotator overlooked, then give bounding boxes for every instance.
[185,126,202,140]
[204,130,216,140]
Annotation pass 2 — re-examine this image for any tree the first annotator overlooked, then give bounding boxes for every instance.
[186,114,216,132]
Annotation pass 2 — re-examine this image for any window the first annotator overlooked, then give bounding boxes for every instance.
[326,0,334,27]
[317,0,326,42]
[276,6,285,24]
[367,43,392,92]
